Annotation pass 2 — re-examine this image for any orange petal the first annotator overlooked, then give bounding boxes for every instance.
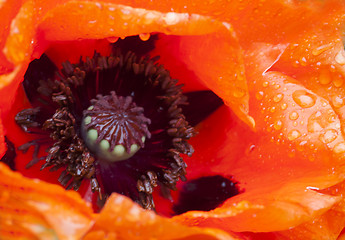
[174,41,345,232]
[152,29,253,128]
[84,193,236,240]
[0,163,94,239]
[175,102,342,232]
[243,181,345,239]
[0,0,228,116]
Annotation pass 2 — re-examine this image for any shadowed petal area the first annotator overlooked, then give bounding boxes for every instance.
[182,91,223,127]
[1,137,16,170]
[173,175,240,215]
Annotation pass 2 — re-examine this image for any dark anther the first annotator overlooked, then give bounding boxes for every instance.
[15,108,41,132]
[0,137,17,170]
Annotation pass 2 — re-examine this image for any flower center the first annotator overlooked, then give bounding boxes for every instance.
[14,47,196,210]
[82,92,151,162]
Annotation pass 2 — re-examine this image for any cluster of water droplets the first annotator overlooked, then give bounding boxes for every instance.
[255,73,345,158]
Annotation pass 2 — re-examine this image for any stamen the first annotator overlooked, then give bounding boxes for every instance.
[15,108,42,132]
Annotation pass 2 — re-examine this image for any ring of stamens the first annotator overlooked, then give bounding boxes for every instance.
[15,50,196,210]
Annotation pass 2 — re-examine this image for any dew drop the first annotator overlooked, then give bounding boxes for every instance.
[107,36,119,43]
[332,95,344,108]
[319,69,331,85]
[297,140,308,151]
[270,107,276,113]
[307,111,323,133]
[273,93,283,103]
[320,99,327,107]
[262,81,269,87]
[333,76,343,88]
[333,142,345,154]
[288,130,301,141]
[312,43,333,56]
[256,91,264,100]
[289,111,299,120]
[233,88,246,98]
[319,129,338,144]
[326,111,337,124]
[300,57,307,66]
[335,50,345,65]
[292,90,316,108]
[281,103,288,110]
[273,120,282,130]
[139,33,151,41]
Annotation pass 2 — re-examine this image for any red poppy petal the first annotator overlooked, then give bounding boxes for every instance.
[241,181,345,239]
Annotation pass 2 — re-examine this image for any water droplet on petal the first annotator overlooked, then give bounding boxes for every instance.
[288,130,301,141]
[289,111,299,120]
[107,37,119,43]
[319,129,338,144]
[139,33,150,41]
[312,43,333,56]
[256,91,264,100]
[332,95,344,108]
[273,93,283,103]
[307,111,324,133]
[274,120,282,130]
[333,142,345,154]
[292,90,316,108]
[319,69,331,85]
[281,103,288,110]
[297,140,308,151]
[233,88,246,98]
[263,81,269,87]
[333,76,343,88]
[300,57,307,66]
[335,50,345,65]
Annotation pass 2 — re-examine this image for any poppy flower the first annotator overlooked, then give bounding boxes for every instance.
[1,0,345,239]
